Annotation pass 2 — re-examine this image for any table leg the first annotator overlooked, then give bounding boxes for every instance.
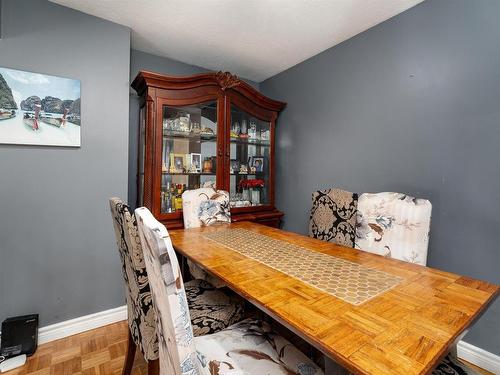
[325,356,350,375]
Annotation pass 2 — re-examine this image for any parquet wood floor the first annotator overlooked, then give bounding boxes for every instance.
[1,320,493,374]
[5,321,148,375]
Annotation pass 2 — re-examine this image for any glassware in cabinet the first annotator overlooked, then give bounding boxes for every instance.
[160,101,218,214]
[228,104,271,208]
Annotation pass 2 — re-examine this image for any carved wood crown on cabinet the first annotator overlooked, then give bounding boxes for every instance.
[215,71,241,91]
[132,70,286,111]
[131,70,286,229]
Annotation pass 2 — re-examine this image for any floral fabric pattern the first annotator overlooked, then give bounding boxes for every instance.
[182,188,231,288]
[110,198,243,365]
[195,319,323,375]
[136,207,200,375]
[309,188,358,247]
[355,192,432,265]
[185,279,245,337]
[135,207,323,375]
[182,188,231,229]
[109,198,159,361]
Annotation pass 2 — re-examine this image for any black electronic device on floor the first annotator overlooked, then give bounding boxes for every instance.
[0,314,38,358]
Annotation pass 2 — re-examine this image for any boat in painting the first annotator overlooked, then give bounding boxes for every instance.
[67,113,81,125]
[0,108,16,121]
[39,108,68,128]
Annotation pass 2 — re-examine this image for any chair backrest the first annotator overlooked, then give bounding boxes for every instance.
[181,188,231,286]
[182,188,231,229]
[108,198,158,360]
[135,207,199,375]
[355,192,432,265]
[309,188,358,247]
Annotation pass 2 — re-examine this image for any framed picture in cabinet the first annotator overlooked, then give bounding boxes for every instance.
[250,156,266,173]
[189,153,201,173]
[170,153,186,173]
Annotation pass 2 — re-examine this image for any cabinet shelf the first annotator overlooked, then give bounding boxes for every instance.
[230,138,270,146]
[230,173,266,176]
[163,131,217,142]
[162,172,216,176]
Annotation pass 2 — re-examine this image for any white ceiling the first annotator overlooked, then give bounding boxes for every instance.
[50,0,424,82]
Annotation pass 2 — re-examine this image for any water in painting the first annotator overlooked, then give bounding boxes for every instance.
[0,66,81,146]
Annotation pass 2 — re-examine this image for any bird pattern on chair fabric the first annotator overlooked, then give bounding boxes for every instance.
[355,192,432,266]
[135,207,198,374]
[182,188,231,288]
[136,206,324,375]
[309,188,358,247]
[182,188,231,229]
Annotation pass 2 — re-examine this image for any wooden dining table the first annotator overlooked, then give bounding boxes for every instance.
[169,221,499,375]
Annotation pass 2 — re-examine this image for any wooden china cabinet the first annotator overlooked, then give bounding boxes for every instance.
[131,71,286,229]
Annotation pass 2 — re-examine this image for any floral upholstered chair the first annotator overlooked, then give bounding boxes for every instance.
[355,192,432,265]
[353,193,475,375]
[309,188,358,247]
[136,206,324,375]
[109,198,244,374]
[182,188,231,288]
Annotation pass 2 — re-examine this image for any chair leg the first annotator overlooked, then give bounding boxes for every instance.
[148,359,159,375]
[122,330,136,375]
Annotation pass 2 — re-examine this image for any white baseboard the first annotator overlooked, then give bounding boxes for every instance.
[457,340,500,374]
[36,306,499,374]
[38,305,127,344]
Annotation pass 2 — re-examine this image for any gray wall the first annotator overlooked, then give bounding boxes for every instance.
[128,49,259,208]
[261,0,500,354]
[0,0,130,327]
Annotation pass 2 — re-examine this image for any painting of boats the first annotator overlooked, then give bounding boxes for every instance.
[0,66,81,146]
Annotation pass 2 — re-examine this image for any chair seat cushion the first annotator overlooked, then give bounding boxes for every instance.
[185,279,245,337]
[195,319,324,375]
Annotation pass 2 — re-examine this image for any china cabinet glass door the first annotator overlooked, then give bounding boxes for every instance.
[160,100,218,214]
[228,104,271,208]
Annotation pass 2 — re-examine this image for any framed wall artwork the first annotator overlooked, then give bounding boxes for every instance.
[0,66,81,147]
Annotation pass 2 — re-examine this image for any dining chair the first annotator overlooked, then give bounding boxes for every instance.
[354,193,475,375]
[355,192,432,265]
[182,187,231,288]
[109,198,244,375]
[135,206,324,375]
[309,188,358,247]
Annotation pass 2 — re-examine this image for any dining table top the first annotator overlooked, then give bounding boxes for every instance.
[169,221,499,375]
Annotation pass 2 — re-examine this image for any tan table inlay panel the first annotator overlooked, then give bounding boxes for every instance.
[203,228,403,305]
